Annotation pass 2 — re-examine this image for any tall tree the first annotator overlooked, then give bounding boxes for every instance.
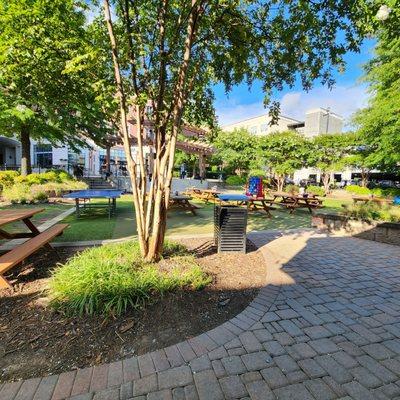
[213,129,259,176]
[342,132,377,187]
[310,133,351,193]
[0,0,111,175]
[99,0,378,261]
[258,131,309,192]
[353,27,400,174]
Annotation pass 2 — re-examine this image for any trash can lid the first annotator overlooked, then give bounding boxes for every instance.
[217,194,250,202]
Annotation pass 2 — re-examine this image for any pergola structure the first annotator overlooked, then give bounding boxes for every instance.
[124,114,215,179]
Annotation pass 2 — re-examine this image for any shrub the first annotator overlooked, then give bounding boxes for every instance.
[2,183,32,203]
[2,183,50,203]
[0,170,19,191]
[49,240,211,316]
[225,175,246,186]
[345,185,371,196]
[342,203,400,223]
[307,185,325,196]
[35,180,87,197]
[370,187,400,198]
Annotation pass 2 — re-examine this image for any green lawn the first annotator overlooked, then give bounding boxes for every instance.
[54,195,351,242]
[0,195,351,243]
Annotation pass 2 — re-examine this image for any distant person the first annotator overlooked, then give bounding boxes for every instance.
[299,181,308,196]
[180,163,187,179]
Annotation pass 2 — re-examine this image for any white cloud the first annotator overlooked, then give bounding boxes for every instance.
[280,85,369,128]
[217,101,268,127]
[217,85,369,130]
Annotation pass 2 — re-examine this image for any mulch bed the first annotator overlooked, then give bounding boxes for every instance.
[0,239,266,383]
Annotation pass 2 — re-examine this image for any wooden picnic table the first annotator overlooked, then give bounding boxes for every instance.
[169,195,199,215]
[0,208,45,239]
[246,197,274,218]
[190,188,220,204]
[269,192,323,213]
[0,208,68,289]
[352,196,392,205]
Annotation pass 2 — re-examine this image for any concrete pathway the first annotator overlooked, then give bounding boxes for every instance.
[2,231,400,400]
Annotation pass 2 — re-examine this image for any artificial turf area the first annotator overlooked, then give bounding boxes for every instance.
[0,195,351,242]
[54,195,351,242]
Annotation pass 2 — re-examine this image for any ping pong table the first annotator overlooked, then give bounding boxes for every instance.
[63,189,123,218]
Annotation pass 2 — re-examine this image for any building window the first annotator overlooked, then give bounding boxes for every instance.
[34,144,52,168]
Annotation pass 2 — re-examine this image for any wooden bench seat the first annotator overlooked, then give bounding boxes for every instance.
[0,223,68,289]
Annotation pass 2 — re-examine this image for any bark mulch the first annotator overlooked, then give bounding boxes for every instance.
[0,238,266,382]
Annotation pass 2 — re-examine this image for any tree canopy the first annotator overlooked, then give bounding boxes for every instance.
[353,30,400,173]
[212,128,258,176]
[0,0,112,174]
[258,131,310,191]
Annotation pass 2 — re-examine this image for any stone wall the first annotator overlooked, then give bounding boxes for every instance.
[312,213,400,246]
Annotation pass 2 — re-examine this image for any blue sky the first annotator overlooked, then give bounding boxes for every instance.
[214,40,375,129]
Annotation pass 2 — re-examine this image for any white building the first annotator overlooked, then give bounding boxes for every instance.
[0,136,128,177]
[223,108,355,184]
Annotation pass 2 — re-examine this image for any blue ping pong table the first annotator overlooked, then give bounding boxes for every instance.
[63,190,123,218]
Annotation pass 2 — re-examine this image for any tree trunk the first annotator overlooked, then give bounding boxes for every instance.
[103,0,202,262]
[276,175,285,192]
[361,168,369,187]
[20,125,32,176]
[322,172,331,194]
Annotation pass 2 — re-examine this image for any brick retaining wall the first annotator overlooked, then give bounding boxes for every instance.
[312,213,400,246]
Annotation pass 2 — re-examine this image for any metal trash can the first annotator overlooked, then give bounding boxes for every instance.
[214,194,249,253]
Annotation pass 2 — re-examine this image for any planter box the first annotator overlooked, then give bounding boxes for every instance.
[312,213,400,246]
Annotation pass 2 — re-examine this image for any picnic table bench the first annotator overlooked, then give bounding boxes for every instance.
[169,195,200,215]
[352,196,392,205]
[0,209,68,289]
[269,192,323,213]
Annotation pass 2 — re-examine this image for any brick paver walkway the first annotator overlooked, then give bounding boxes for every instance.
[2,230,400,400]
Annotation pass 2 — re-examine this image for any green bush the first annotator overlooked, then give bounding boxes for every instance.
[49,240,211,316]
[345,185,371,196]
[370,187,400,198]
[342,203,400,223]
[307,185,325,196]
[0,170,19,190]
[225,175,246,186]
[345,185,400,198]
[2,183,48,203]
[2,183,32,203]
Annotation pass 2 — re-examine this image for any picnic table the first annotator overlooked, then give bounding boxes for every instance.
[189,188,220,204]
[246,196,274,218]
[63,189,123,218]
[269,192,323,213]
[169,195,199,215]
[352,196,392,205]
[0,209,68,288]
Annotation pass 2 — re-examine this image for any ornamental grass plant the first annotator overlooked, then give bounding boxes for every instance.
[49,240,211,316]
